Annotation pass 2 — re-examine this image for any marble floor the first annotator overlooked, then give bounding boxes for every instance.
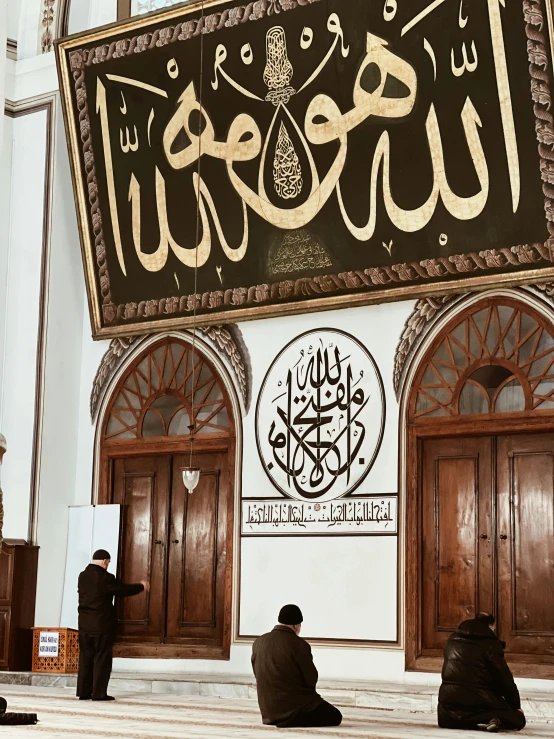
[0,685,552,739]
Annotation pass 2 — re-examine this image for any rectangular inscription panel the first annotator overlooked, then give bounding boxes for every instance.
[241,496,398,536]
[57,0,554,337]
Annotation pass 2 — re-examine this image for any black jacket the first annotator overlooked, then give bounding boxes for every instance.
[439,619,521,716]
[251,626,322,726]
[78,564,144,635]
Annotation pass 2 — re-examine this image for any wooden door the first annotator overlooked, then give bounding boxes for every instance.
[113,456,171,643]
[497,434,554,659]
[421,437,494,655]
[165,451,230,651]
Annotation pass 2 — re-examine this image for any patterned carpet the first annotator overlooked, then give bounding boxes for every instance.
[0,686,552,738]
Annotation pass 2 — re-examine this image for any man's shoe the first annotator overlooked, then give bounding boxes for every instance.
[477,718,501,733]
[78,696,91,701]
[92,696,116,702]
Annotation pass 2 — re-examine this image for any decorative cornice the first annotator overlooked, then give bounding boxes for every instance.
[200,325,251,412]
[90,327,251,420]
[7,39,17,61]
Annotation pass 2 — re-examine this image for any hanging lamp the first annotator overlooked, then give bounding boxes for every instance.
[181,0,205,496]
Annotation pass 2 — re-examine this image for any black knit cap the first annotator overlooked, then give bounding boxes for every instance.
[278,604,303,625]
[93,549,111,561]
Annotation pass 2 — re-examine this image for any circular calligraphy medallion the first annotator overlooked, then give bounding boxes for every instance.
[256,329,385,503]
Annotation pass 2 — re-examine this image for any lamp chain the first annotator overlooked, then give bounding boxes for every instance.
[189,0,205,469]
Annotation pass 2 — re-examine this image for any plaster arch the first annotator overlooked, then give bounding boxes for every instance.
[92,330,244,507]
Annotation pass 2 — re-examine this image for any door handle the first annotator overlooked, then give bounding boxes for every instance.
[500,534,508,540]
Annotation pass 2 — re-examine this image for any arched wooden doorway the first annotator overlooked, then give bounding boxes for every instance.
[98,336,236,660]
[406,295,554,678]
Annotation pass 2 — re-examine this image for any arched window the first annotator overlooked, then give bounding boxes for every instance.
[410,298,554,420]
[103,338,232,441]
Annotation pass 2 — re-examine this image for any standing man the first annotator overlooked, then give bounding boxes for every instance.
[77,549,145,702]
[251,604,342,728]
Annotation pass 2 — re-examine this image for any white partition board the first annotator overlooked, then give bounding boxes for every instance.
[239,536,398,642]
[60,505,120,630]
[91,504,121,575]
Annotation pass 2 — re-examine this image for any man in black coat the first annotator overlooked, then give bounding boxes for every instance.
[251,604,342,728]
[77,549,145,702]
[438,612,526,733]
[0,696,38,726]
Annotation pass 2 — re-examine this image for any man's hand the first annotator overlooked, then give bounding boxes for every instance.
[517,709,525,715]
[140,580,149,592]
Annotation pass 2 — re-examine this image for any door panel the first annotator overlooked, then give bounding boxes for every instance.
[113,456,171,643]
[497,434,554,657]
[166,452,229,646]
[422,437,494,655]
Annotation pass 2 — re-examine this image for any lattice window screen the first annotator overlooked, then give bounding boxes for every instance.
[413,301,554,419]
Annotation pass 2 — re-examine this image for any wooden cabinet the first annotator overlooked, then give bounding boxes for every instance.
[0,540,39,671]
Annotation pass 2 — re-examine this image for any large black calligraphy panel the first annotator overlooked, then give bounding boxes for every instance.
[57,0,554,338]
[255,329,385,502]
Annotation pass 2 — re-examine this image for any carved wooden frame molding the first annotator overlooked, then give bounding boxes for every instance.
[57,0,554,337]
[90,326,251,421]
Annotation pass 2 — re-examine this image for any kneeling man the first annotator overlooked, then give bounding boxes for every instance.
[0,695,38,726]
[252,604,342,728]
[438,612,526,733]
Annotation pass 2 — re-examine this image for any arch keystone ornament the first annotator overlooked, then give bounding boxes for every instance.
[256,329,385,502]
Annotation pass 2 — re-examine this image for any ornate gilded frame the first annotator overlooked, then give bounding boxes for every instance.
[56,0,554,339]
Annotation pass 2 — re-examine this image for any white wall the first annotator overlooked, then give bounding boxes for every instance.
[0,108,48,540]
[238,304,410,643]
[74,306,109,507]
[104,300,414,680]
[0,0,6,144]
[17,0,42,59]
[0,114,13,442]
[34,102,85,626]
[67,0,117,36]
[0,0,417,680]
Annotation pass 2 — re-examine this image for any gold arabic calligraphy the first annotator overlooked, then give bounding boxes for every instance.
[95,2,518,277]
